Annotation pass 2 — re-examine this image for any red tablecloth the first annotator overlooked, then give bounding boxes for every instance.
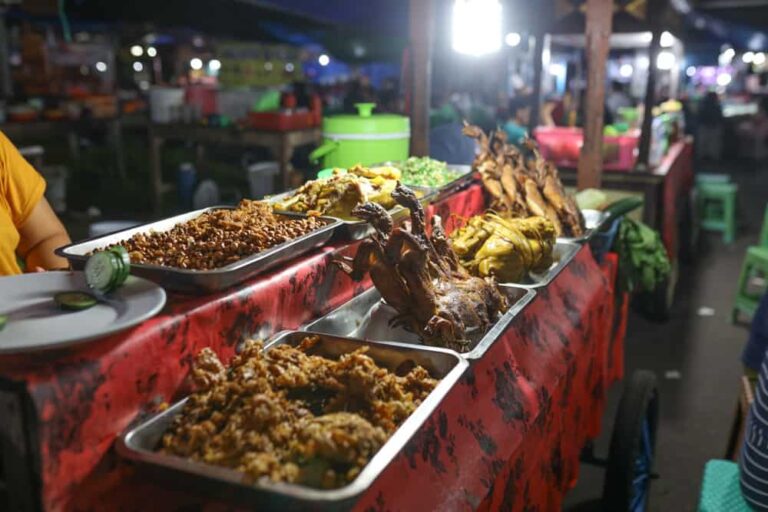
[0,185,626,511]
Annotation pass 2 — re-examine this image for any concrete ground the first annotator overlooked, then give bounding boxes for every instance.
[564,161,768,511]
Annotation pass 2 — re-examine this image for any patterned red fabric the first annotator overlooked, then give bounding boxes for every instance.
[0,185,626,511]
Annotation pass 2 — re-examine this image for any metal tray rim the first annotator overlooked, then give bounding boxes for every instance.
[117,332,468,504]
[556,209,609,244]
[302,285,537,361]
[498,240,582,290]
[372,161,475,198]
[55,206,341,276]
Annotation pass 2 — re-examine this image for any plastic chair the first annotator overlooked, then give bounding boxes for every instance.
[697,182,738,244]
[695,173,731,185]
[732,205,768,322]
[697,460,752,512]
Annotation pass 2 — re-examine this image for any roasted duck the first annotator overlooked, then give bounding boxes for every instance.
[450,213,556,283]
[336,183,508,352]
[463,123,585,237]
[273,165,401,220]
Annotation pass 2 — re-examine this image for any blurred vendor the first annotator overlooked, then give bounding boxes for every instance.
[503,96,531,147]
[0,132,70,275]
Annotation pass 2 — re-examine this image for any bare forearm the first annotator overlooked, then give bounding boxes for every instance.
[24,232,71,270]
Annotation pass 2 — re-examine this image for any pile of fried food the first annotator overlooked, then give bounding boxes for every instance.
[273,165,401,220]
[160,336,437,489]
[450,213,556,283]
[336,183,508,352]
[102,200,324,270]
[463,123,585,237]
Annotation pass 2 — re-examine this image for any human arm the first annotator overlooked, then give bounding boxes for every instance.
[16,195,70,271]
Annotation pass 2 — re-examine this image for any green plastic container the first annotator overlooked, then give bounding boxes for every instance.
[309,103,410,168]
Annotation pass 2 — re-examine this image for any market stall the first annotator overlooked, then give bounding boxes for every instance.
[0,181,629,511]
[147,123,322,213]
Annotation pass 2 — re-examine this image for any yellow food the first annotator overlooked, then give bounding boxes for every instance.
[450,213,556,283]
[274,165,402,220]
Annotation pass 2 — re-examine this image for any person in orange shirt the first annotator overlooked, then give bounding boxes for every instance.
[0,131,71,275]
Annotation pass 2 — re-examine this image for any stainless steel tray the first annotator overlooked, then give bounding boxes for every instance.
[117,331,467,511]
[304,285,536,360]
[267,189,434,241]
[375,162,476,202]
[498,241,581,290]
[55,207,340,294]
[557,209,609,244]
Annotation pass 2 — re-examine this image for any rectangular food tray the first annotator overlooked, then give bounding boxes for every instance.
[55,207,340,294]
[376,162,475,201]
[303,285,536,360]
[498,241,581,290]
[267,189,434,241]
[117,331,468,511]
[557,209,609,244]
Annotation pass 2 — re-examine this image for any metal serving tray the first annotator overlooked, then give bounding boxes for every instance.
[304,286,536,360]
[55,207,340,294]
[267,189,434,241]
[557,209,610,244]
[497,240,581,290]
[117,331,468,511]
[375,162,476,202]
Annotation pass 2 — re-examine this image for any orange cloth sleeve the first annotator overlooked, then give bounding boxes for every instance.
[0,131,46,275]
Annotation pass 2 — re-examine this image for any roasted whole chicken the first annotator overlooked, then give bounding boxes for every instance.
[463,123,585,237]
[336,183,508,352]
[450,213,556,283]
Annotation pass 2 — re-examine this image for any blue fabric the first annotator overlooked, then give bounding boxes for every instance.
[429,122,476,166]
[742,293,768,371]
[740,349,768,510]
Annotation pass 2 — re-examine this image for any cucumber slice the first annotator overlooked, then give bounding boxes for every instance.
[0,314,6,331]
[54,292,98,311]
[85,251,119,292]
[109,246,130,286]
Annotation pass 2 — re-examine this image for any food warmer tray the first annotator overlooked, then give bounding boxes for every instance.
[303,285,536,361]
[374,162,476,202]
[55,207,340,294]
[498,241,581,290]
[267,189,435,241]
[117,331,468,511]
[557,209,610,244]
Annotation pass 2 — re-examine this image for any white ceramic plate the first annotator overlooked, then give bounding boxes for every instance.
[0,271,166,353]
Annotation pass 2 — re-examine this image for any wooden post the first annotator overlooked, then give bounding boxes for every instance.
[576,0,613,190]
[409,0,434,157]
[638,30,660,168]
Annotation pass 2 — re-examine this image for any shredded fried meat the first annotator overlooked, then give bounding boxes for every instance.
[160,337,437,489]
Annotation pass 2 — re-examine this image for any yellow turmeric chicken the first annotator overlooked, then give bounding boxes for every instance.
[450,213,556,283]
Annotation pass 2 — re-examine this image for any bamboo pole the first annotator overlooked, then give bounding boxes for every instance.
[409,0,435,156]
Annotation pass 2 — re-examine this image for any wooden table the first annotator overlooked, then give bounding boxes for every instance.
[147,123,322,213]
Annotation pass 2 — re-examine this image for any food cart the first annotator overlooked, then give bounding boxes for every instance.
[0,169,646,511]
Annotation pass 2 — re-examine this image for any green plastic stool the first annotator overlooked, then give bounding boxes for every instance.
[698,182,738,244]
[698,460,751,512]
[732,246,768,322]
[696,173,731,185]
[759,205,768,248]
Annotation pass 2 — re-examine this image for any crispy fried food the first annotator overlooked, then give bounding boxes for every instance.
[160,338,437,489]
[98,200,323,270]
[273,165,401,220]
[336,183,509,352]
[463,125,585,237]
[450,213,556,283]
